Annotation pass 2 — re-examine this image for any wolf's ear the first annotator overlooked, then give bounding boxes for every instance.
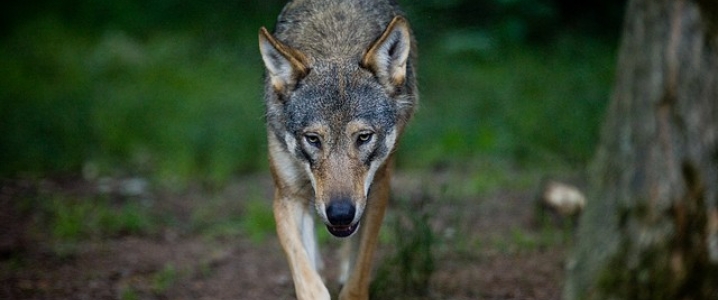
[259,27,310,92]
[361,16,411,89]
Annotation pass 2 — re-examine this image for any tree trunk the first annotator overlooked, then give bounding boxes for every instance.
[564,0,718,299]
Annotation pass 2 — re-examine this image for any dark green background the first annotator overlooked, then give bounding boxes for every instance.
[0,0,625,182]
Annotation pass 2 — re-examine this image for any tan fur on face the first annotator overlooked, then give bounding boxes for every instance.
[306,121,381,226]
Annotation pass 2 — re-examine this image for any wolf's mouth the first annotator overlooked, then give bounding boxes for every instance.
[326,222,360,238]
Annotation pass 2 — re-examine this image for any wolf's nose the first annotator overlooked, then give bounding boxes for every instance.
[326,199,356,226]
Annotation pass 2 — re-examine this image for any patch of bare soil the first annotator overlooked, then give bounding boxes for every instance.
[0,172,569,299]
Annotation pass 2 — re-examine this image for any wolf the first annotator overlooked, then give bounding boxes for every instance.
[258,0,417,299]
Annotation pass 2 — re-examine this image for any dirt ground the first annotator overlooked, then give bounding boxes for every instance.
[0,171,571,300]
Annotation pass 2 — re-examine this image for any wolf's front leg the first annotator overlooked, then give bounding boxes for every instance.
[274,192,330,300]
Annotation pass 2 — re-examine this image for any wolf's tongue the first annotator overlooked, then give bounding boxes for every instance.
[326,222,360,238]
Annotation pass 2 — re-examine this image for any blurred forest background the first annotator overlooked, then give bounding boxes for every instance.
[1,0,624,182]
[1,0,628,298]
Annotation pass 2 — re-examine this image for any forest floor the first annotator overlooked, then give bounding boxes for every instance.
[0,169,575,299]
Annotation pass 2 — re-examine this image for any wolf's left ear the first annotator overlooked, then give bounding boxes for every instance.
[361,16,411,90]
[259,27,310,93]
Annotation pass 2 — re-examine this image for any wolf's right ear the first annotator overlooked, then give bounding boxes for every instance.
[259,27,310,93]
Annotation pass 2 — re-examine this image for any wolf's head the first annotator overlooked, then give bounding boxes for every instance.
[259,16,415,238]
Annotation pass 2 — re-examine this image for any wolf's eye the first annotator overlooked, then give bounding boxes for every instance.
[304,134,322,148]
[356,132,373,146]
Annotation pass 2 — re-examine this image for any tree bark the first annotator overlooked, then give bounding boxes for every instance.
[564,0,718,299]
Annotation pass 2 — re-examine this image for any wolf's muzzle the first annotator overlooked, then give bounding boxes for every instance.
[325,199,359,237]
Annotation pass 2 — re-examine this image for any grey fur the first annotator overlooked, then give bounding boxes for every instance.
[274,0,403,58]
[263,0,417,153]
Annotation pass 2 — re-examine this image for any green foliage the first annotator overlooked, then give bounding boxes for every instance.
[0,19,94,175]
[0,19,266,182]
[398,35,615,169]
[1,1,618,182]
[85,31,266,182]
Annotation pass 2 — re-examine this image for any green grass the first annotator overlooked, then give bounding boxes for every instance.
[372,195,435,298]
[17,192,157,257]
[239,199,276,243]
[42,195,154,241]
[191,199,275,243]
[189,184,275,243]
[152,263,179,294]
